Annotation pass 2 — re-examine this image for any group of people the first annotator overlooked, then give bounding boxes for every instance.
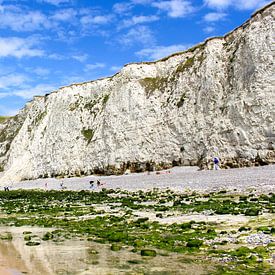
[42,179,104,190]
[3,157,220,192]
[89,179,104,189]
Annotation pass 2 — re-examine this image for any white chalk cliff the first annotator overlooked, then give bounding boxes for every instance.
[0,3,274,182]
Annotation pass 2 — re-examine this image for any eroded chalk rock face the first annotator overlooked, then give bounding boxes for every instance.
[0,3,274,182]
[0,109,29,173]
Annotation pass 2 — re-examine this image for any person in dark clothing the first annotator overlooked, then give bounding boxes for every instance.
[213,157,220,170]
[89,180,94,188]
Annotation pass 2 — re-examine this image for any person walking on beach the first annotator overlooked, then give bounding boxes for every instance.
[89,180,94,189]
[60,181,64,190]
[96,180,101,187]
[213,156,220,170]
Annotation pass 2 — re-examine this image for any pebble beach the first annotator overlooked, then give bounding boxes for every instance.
[1,165,274,194]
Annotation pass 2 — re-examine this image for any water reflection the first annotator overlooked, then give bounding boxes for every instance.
[0,227,208,275]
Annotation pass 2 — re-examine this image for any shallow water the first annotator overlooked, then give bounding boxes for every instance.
[0,226,213,275]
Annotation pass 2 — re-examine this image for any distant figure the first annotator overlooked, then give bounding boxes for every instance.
[89,180,94,188]
[213,157,220,170]
[45,182,48,189]
[4,186,9,191]
[60,181,64,189]
[96,180,101,187]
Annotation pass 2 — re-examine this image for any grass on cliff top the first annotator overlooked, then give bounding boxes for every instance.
[0,116,12,124]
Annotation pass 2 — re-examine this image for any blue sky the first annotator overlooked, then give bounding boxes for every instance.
[0,0,271,116]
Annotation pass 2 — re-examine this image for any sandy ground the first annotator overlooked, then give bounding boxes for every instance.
[0,226,212,275]
[0,165,274,193]
[0,268,17,275]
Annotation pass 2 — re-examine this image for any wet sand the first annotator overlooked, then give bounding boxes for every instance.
[0,268,20,275]
[0,227,213,275]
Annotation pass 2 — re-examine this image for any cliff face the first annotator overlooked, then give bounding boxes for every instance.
[0,110,28,172]
[0,3,274,182]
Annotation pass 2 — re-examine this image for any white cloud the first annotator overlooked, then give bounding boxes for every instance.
[72,54,88,62]
[110,66,122,72]
[0,70,57,100]
[113,0,152,14]
[0,74,29,89]
[204,0,270,10]
[61,75,89,85]
[119,26,155,47]
[203,26,215,33]
[136,44,190,60]
[47,53,65,60]
[114,0,195,18]
[152,0,194,18]
[13,84,57,99]
[85,63,106,71]
[50,8,76,22]
[113,2,133,14]
[0,71,57,100]
[0,4,90,35]
[0,37,44,58]
[204,12,227,22]
[32,67,50,76]
[120,15,159,29]
[204,0,231,10]
[93,15,112,24]
[132,0,152,4]
[0,7,51,32]
[0,93,10,99]
[80,15,113,26]
[38,0,71,5]
[234,0,270,10]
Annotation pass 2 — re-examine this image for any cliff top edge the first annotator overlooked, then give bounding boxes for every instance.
[27,1,274,103]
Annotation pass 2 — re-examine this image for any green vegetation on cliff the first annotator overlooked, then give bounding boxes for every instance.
[0,116,12,124]
[139,77,168,96]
